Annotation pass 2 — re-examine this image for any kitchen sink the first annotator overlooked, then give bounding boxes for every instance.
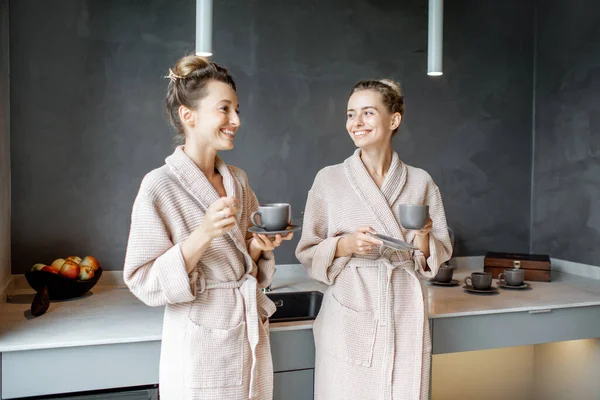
[266,291,323,323]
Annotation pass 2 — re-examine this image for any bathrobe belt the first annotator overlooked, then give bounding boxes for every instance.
[199,274,274,399]
[347,254,419,400]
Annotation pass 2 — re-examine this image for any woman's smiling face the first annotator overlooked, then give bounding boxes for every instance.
[346,89,401,149]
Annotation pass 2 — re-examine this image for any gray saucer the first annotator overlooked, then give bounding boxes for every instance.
[428,279,460,287]
[463,285,499,295]
[248,224,301,236]
[368,233,419,251]
[497,282,531,290]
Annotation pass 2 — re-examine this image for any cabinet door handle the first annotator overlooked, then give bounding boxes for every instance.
[528,309,552,314]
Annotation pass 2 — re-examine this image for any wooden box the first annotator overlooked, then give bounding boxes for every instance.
[484,252,551,282]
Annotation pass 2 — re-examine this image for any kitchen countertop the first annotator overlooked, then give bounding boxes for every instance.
[1,260,600,353]
[426,266,600,318]
[0,265,327,353]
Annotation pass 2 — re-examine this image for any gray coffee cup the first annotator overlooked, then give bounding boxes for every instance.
[498,268,525,286]
[251,203,291,231]
[399,204,429,230]
[435,265,454,283]
[465,272,492,290]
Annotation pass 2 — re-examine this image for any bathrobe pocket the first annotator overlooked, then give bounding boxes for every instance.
[183,319,246,388]
[315,291,377,367]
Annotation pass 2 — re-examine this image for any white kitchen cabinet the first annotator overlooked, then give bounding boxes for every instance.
[1,329,316,399]
[1,341,160,399]
[429,305,600,400]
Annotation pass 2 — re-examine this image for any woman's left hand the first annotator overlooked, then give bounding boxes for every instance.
[413,217,432,259]
[249,232,294,261]
[414,217,433,237]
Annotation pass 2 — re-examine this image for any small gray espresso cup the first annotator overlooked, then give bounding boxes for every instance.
[465,272,492,290]
[251,203,291,231]
[434,265,454,283]
[399,204,429,230]
[498,268,525,286]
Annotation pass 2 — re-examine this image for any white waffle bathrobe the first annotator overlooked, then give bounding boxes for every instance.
[296,149,452,400]
[124,146,276,400]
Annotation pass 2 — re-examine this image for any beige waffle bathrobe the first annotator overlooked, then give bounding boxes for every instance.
[296,149,452,400]
[124,146,276,400]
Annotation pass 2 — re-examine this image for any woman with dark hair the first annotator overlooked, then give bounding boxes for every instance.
[124,55,291,399]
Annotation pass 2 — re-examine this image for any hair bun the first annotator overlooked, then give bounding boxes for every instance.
[169,55,216,81]
[379,79,402,96]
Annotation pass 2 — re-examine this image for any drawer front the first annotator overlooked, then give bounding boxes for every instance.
[37,388,158,400]
[2,341,160,399]
[432,306,600,355]
[273,369,314,400]
[270,329,315,372]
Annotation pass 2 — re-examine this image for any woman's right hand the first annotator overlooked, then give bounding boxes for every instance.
[198,197,239,240]
[335,226,383,257]
[181,197,239,274]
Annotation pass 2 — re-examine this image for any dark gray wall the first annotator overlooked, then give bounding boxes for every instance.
[1,0,10,287]
[10,0,534,273]
[10,1,185,272]
[532,0,600,265]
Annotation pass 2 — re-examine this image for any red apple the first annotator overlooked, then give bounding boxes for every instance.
[60,260,80,279]
[78,265,95,280]
[31,263,46,271]
[65,256,82,265]
[51,258,65,269]
[41,265,60,274]
[80,256,100,271]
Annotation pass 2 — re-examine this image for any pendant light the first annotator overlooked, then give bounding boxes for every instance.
[427,0,443,76]
[196,0,213,57]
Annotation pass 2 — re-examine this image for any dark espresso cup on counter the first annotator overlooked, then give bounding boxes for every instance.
[498,268,525,286]
[251,203,291,231]
[465,272,492,290]
[399,204,429,230]
[434,265,454,283]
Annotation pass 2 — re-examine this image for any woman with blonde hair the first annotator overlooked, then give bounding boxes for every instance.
[297,79,452,399]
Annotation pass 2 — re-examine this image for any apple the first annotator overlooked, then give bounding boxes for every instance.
[80,255,100,271]
[51,258,66,269]
[59,260,80,279]
[65,256,82,265]
[41,265,60,274]
[78,265,95,280]
[31,263,46,271]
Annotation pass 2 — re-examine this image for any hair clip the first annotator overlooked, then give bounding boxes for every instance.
[167,69,184,83]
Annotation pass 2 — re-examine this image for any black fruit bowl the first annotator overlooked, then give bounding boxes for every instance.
[25,267,103,300]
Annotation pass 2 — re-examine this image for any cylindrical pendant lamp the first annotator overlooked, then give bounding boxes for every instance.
[427,0,443,76]
[196,0,213,57]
